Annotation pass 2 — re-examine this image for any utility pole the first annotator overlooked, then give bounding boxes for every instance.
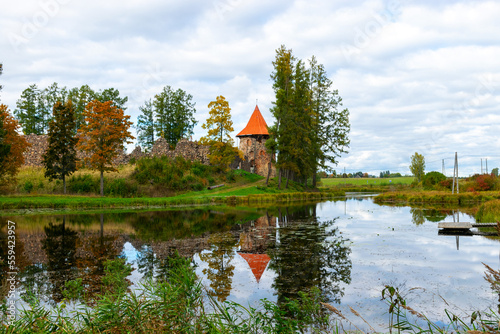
[442,159,445,176]
[452,152,459,194]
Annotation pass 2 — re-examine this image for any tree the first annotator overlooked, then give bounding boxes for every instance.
[200,96,242,171]
[67,85,96,132]
[95,88,128,110]
[136,99,155,152]
[153,86,196,148]
[492,168,499,177]
[0,105,30,184]
[410,152,425,182]
[269,46,350,188]
[42,101,78,194]
[15,84,45,134]
[14,83,68,135]
[309,57,350,186]
[77,100,134,196]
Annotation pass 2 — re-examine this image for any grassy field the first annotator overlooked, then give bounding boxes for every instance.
[320,176,414,187]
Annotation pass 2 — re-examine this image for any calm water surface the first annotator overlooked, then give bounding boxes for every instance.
[1,195,499,331]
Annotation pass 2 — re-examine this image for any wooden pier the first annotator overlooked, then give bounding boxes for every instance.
[437,222,497,229]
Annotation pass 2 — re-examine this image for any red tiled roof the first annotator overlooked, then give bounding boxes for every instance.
[236,105,269,137]
[238,253,270,283]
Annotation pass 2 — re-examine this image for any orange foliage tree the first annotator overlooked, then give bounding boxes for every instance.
[0,104,30,186]
[77,100,134,196]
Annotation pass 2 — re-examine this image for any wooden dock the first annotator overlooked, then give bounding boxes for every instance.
[438,222,497,229]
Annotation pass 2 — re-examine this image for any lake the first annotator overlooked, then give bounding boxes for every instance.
[1,194,499,331]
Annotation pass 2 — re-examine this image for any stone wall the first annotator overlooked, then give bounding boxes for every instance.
[238,136,276,178]
[22,135,210,167]
[22,134,275,177]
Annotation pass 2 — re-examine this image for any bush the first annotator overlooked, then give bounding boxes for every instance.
[422,171,446,190]
[466,174,498,191]
[439,178,453,190]
[105,178,138,197]
[68,174,98,194]
[23,180,34,193]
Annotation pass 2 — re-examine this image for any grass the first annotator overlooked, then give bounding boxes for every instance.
[320,176,414,187]
[374,190,500,206]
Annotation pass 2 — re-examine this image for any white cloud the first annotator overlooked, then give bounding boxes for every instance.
[1,0,500,176]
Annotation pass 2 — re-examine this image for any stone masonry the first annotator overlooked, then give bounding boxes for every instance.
[238,136,276,178]
[22,135,210,167]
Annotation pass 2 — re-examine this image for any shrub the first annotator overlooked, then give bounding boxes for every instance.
[68,174,98,194]
[465,174,498,192]
[422,171,446,190]
[439,178,453,190]
[23,180,34,193]
[105,178,138,197]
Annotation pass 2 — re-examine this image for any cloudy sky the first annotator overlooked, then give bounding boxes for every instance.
[1,0,500,176]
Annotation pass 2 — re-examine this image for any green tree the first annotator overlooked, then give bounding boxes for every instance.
[269,45,296,188]
[95,88,128,110]
[410,152,425,182]
[200,96,242,171]
[67,85,96,132]
[492,168,499,177]
[309,57,350,187]
[77,100,134,196]
[153,86,196,148]
[42,101,78,194]
[269,46,350,188]
[15,84,45,134]
[136,99,155,152]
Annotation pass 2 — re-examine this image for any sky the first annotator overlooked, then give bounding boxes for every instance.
[1,0,500,177]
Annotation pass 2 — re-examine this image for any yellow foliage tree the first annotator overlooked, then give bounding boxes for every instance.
[200,96,243,171]
[77,100,134,196]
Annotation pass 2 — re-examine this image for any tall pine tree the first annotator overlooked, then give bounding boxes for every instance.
[42,101,78,194]
[270,46,350,188]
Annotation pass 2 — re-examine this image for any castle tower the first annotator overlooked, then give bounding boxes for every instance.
[236,105,275,177]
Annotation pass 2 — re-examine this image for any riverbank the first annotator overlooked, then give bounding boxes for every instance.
[374,190,500,205]
[0,188,345,211]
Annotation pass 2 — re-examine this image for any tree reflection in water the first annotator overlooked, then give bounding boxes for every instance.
[267,206,352,306]
[41,216,79,303]
[199,232,239,302]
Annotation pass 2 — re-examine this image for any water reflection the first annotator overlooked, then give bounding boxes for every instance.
[200,232,239,302]
[268,206,352,305]
[41,217,79,303]
[2,199,500,331]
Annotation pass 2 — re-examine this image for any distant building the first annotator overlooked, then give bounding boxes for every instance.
[236,105,275,177]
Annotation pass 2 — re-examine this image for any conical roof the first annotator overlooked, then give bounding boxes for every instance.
[238,253,270,283]
[236,105,269,137]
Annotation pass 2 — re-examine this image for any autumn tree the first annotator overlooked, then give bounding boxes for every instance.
[77,100,134,196]
[200,96,242,171]
[410,152,425,182]
[136,99,155,152]
[42,101,78,194]
[0,105,30,185]
[153,86,196,148]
